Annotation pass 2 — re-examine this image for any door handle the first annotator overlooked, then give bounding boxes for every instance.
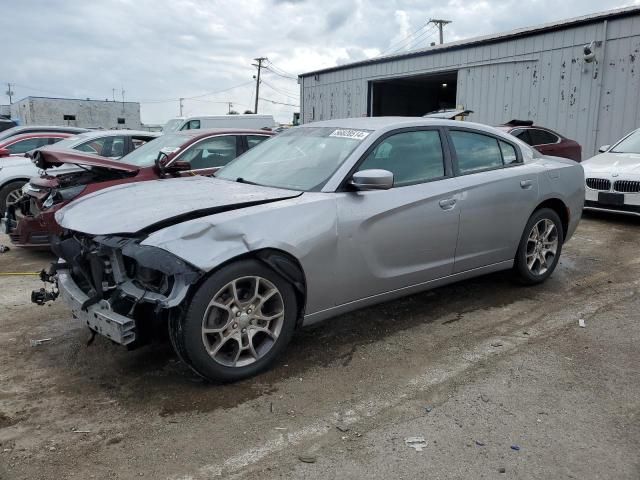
[520,179,533,189]
[439,198,457,210]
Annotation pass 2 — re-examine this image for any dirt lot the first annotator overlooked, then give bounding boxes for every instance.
[0,211,638,480]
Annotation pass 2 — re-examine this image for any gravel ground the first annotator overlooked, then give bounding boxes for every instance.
[0,211,638,480]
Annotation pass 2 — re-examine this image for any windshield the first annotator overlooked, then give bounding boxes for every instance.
[611,130,640,154]
[119,133,188,167]
[216,127,369,191]
[163,119,184,132]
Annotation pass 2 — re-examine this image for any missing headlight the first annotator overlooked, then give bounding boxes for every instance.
[126,258,173,295]
[45,185,86,209]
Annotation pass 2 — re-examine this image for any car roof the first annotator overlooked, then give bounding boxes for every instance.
[0,132,72,144]
[171,128,275,139]
[71,129,161,139]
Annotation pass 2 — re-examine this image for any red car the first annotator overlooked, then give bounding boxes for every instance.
[0,132,73,157]
[497,120,582,162]
[4,129,273,248]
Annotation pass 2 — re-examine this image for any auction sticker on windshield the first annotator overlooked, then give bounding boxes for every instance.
[329,129,370,140]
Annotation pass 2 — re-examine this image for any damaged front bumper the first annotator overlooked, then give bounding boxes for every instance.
[34,234,204,346]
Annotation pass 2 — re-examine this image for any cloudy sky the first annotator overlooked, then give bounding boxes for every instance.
[1,0,638,124]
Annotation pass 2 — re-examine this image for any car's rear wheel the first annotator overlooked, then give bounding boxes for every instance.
[514,208,564,285]
[0,180,26,216]
[173,259,298,383]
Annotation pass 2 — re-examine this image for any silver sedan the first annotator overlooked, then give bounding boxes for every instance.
[41,117,584,382]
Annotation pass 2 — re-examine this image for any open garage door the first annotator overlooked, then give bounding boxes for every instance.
[369,71,458,117]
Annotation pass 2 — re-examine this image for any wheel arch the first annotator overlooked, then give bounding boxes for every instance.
[1,177,30,189]
[532,198,569,241]
[190,247,308,328]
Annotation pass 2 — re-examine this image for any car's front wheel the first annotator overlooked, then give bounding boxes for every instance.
[0,180,26,216]
[514,208,564,285]
[172,259,298,383]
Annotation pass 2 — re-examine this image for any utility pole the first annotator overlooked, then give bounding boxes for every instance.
[179,97,184,116]
[429,19,452,44]
[112,88,116,101]
[227,102,233,114]
[6,83,14,104]
[252,57,266,114]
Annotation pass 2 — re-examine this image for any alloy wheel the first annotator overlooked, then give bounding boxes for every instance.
[201,276,285,368]
[7,188,22,205]
[525,218,558,276]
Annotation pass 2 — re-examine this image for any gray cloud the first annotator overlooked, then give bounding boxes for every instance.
[1,0,636,124]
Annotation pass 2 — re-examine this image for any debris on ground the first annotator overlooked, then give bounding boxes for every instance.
[480,394,490,403]
[511,445,521,451]
[298,455,317,464]
[579,318,586,328]
[106,434,125,445]
[424,406,433,413]
[491,342,503,347]
[336,425,350,433]
[0,245,10,253]
[499,467,506,473]
[29,338,52,347]
[475,440,485,446]
[72,430,91,434]
[405,436,427,452]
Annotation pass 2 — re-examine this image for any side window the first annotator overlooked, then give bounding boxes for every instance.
[247,135,269,149]
[450,130,503,174]
[180,135,237,169]
[499,141,519,164]
[75,138,107,155]
[7,137,49,154]
[181,120,201,130]
[512,129,533,145]
[75,136,126,157]
[48,137,64,145]
[359,130,445,187]
[529,129,559,145]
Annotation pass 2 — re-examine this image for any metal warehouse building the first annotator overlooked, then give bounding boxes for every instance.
[299,6,640,156]
[10,96,142,130]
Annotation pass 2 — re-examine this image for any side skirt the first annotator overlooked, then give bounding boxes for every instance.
[302,260,514,327]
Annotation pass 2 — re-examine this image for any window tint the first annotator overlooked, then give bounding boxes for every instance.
[247,135,269,149]
[450,130,503,174]
[359,130,445,187]
[529,129,559,145]
[180,135,237,169]
[499,141,518,164]
[512,129,533,145]
[7,137,49,154]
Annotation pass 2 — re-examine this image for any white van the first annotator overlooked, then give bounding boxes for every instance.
[163,114,276,132]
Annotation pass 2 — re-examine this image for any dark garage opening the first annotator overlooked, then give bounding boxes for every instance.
[369,71,458,117]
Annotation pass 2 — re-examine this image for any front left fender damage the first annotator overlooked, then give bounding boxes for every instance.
[34,233,204,347]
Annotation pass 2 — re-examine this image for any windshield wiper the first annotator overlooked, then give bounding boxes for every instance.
[235,177,262,186]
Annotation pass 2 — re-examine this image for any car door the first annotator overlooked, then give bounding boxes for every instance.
[447,128,539,273]
[174,135,241,176]
[334,128,461,305]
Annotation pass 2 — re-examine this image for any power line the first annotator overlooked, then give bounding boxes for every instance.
[265,60,298,79]
[387,25,438,55]
[379,22,431,56]
[260,97,299,108]
[261,80,299,100]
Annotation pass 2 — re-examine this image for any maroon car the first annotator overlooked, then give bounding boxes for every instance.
[4,128,273,248]
[497,120,582,162]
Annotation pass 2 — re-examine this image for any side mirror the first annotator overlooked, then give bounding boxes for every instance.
[350,169,394,191]
[0,148,10,157]
[165,160,191,172]
[598,145,610,153]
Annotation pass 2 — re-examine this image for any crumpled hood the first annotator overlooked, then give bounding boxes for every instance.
[30,147,139,172]
[582,152,640,175]
[55,176,302,235]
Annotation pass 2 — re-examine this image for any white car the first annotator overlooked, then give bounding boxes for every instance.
[0,130,159,214]
[582,128,640,217]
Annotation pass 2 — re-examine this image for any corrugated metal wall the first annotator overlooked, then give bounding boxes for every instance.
[300,13,640,157]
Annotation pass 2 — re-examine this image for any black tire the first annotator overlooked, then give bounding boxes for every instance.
[172,259,298,383]
[0,180,26,216]
[514,208,564,285]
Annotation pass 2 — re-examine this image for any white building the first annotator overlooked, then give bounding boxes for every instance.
[10,96,142,129]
